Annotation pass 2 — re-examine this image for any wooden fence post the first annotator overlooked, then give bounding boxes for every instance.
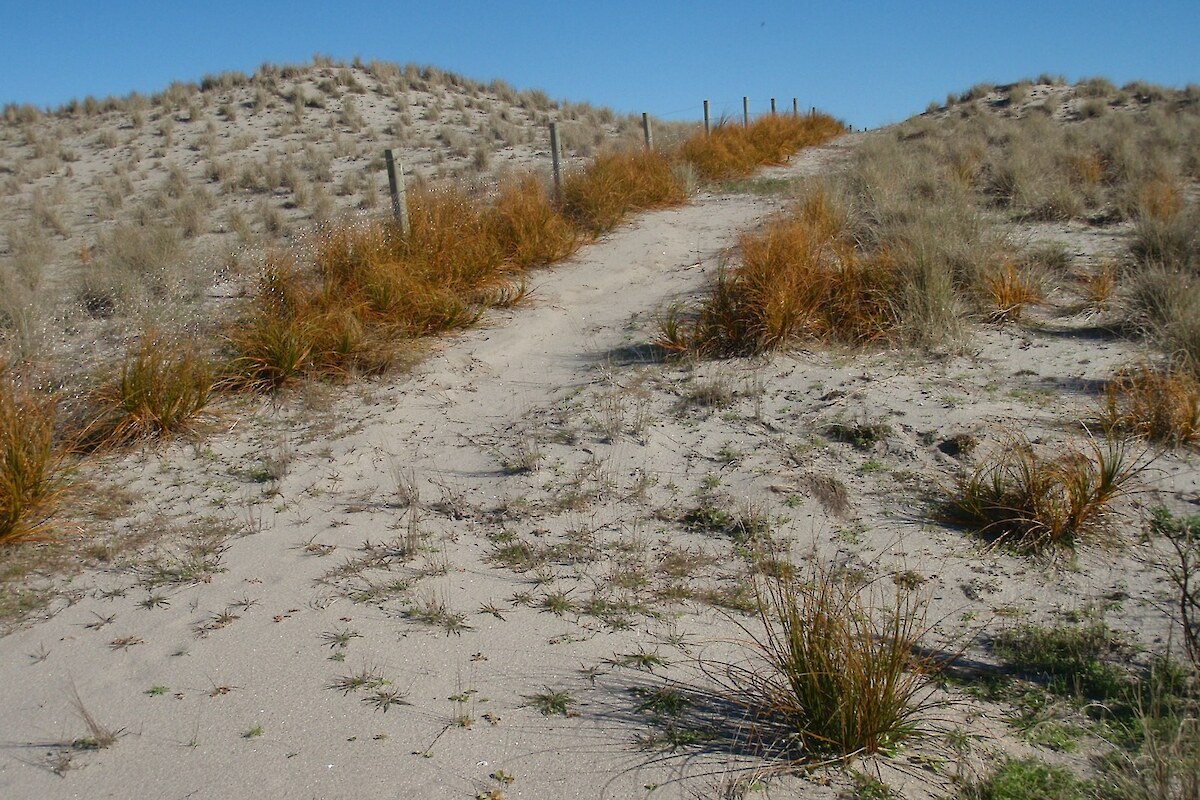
[770,98,776,114]
[742,96,749,127]
[549,122,562,201]
[384,149,409,235]
[703,99,710,136]
[642,112,653,150]
[793,97,798,117]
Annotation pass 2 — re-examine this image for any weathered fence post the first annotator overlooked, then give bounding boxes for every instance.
[384,149,409,235]
[549,122,562,201]
[770,98,776,114]
[642,112,653,150]
[742,96,749,127]
[793,97,798,117]
[703,99,710,136]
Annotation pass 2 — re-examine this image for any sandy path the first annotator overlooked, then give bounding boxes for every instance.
[0,142,857,800]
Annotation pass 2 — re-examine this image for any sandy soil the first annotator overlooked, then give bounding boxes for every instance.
[1,133,1197,800]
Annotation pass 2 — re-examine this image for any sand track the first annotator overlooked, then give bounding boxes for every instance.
[0,141,861,800]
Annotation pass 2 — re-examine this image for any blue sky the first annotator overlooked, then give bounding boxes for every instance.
[2,1,1196,129]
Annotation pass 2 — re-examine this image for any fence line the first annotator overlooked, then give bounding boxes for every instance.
[383,96,844,228]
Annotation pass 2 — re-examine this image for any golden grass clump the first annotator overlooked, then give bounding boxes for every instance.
[1137,177,1184,223]
[0,383,68,544]
[1076,261,1118,313]
[76,333,216,451]
[679,113,846,182]
[984,260,1044,322]
[940,435,1140,551]
[228,255,322,390]
[561,149,686,235]
[1100,365,1200,447]
[659,190,898,356]
[726,567,942,761]
[230,178,578,389]
[489,175,580,268]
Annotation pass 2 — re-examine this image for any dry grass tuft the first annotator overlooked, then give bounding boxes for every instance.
[984,261,1044,322]
[940,434,1141,551]
[1100,365,1200,447]
[561,149,686,235]
[1122,267,1200,380]
[659,190,898,356]
[679,114,845,182]
[490,175,580,267]
[76,332,216,451]
[1076,261,1119,313]
[724,565,943,762]
[230,177,582,390]
[69,683,124,750]
[0,382,69,545]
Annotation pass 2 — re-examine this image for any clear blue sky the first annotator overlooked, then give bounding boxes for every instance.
[2,1,1196,129]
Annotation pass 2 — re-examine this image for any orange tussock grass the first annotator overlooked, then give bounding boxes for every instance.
[1138,177,1184,222]
[75,332,216,451]
[1101,364,1200,447]
[230,178,578,389]
[722,567,943,761]
[561,149,686,235]
[0,382,69,545]
[490,175,581,268]
[940,434,1141,552]
[661,190,898,356]
[1071,150,1106,187]
[984,261,1044,322]
[1076,261,1118,313]
[679,113,845,182]
[227,254,324,390]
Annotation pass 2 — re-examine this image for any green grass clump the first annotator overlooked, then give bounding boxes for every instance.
[940,435,1140,551]
[993,619,1129,701]
[960,758,1088,800]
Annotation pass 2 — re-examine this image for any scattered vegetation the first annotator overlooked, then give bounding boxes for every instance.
[992,617,1129,700]
[5,68,1200,797]
[1150,508,1200,669]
